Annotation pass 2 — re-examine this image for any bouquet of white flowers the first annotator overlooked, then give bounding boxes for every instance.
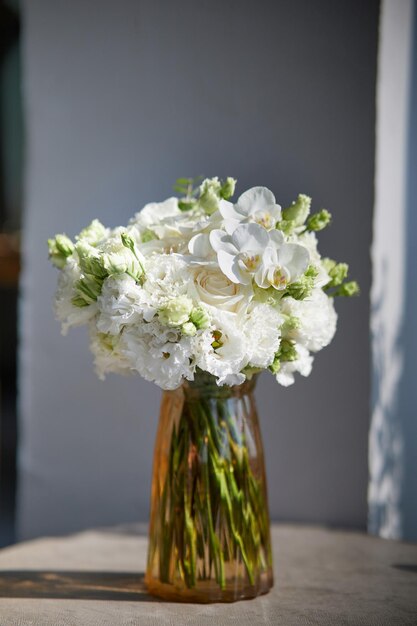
[48,176,358,390]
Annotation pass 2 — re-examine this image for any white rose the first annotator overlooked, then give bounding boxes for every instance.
[191,266,253,314]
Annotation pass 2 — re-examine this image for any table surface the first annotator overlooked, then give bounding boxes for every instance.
[0,524,416,625]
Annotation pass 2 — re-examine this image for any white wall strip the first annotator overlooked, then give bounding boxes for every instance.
[369,0,415,539]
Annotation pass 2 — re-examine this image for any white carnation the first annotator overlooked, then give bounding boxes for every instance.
[281,289,337,352]
[119,322,194,390]
[275,344,313,387]
[244,304,282,368]
[138,254,191,320]
[96,274,142,335]
[90,328,133,380]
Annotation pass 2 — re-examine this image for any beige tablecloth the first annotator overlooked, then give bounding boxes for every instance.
[0,524,416,625]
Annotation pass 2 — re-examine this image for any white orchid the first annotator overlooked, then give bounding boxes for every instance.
[210,222,309,290]
[219,187,282,234]
[254,236,310,290]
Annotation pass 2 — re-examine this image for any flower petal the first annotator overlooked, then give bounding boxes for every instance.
[277,243,310,280]
[217,250,250,284]
[209,229,237,254]
[188,233,211,257]
[224,218,241,235]
[231,222,270,253]
[269,229,285,246]
[235,187,277,215]
[218,199,242,221]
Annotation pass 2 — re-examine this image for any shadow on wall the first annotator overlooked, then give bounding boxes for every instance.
[369,5,417,542]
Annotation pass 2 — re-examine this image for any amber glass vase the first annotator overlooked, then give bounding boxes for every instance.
[145,373,273,603]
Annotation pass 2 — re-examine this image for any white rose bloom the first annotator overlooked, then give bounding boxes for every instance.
[244,304,282,368]
[275,344,313,387]
[54,257,97,335]
[281,289,337,352]
[191,266,253,314]
[96,274,142,335]
[193,309,248,385]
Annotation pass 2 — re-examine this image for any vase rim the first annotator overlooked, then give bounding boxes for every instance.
[179,371,258,398]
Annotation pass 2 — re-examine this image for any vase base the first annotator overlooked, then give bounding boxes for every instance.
[145,572,274,604]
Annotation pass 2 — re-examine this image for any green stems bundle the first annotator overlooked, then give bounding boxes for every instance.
[146,374,273,602]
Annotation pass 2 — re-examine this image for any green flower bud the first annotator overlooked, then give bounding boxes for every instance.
[285,266,318,300]
[220,177,236,199]
[190,306,210,329]
[76,219,107,245]
[282,194,312,227]
[76,242,108,279]
[121,232,146,276]
[306,209,332,232]
[242,365,262,378]
[48,234,74,269]
[73,274,103,306]
[178,199,197,212]
[102,249,144,281]
[181,321,197,336]
[71,296,90,308]
[269,355,281,375]
[324,260,349,288]
[333,280,360,297]
[282,314,300,333]
[141,229,156,243]
[198,177,222,214]
[275,219,293,235]
[322,257,336,274]
[279,338,298,362]
[158,296,194,327]
[269,338,298,372]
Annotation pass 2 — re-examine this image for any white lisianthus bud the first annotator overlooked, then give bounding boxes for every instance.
[102,249,143,281]
[220,177,237,200]
[282,194,311,227]
[158,296,194,327]
[76,219,108,245]
[76,242,108,279]
[48,234,74,268]
[190,306,210,329]
[198,177,222,214]
[181,321,197,336]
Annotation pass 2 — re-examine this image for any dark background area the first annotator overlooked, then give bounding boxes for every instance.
[0,0,22,546]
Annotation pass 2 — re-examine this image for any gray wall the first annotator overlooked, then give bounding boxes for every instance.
[18,0,378,539]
